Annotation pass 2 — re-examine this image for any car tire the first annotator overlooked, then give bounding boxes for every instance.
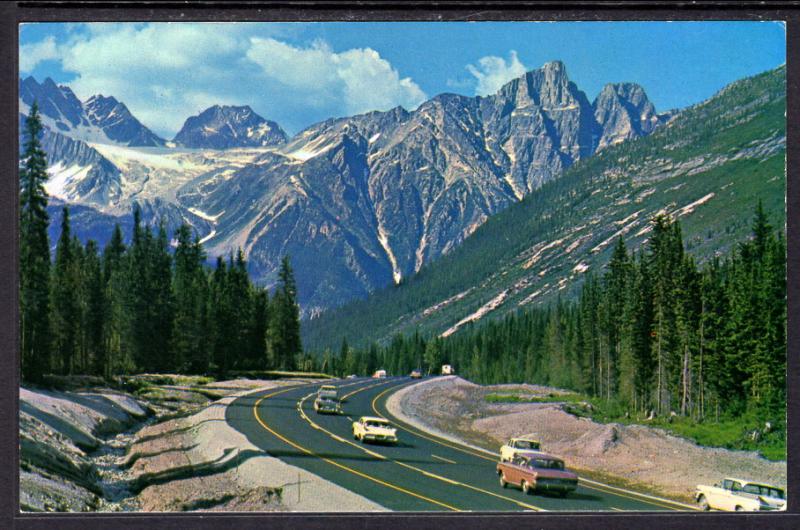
[735,506,744,512]
[522,480,531,495]
[499,474,507,489]
[697,494,710,511]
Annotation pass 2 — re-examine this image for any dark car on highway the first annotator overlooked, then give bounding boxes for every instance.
[497,453,578,497]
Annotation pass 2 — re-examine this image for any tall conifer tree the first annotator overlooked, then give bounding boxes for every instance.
[20,103,52,383]
[52,207,78,375]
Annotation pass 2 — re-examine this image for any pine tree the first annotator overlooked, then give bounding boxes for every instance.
[247,288,269,371]
[227,250,253,370]
[423,338,443,375]
[601,237,630,400]
[269,255,301,370]
[149,220,174,372]
[648,215,683,414]
[52,207,79,375]
[172,224,207,373]
[210,256,232,375]
[102,224,128,376]
[126,205,151,371]
[82,240,106,376]
[20,102,52,383]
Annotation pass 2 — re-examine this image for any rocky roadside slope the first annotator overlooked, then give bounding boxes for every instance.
[20,375,384,512]
[386,377,786,503]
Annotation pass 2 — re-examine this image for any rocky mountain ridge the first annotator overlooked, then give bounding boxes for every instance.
[173,105,288,149]
[20,61,669,313]
[302,65,786,348]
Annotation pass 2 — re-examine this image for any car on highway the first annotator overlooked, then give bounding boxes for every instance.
[497,453,578,497]
[346,374,358,379]
[318,385,338,399]
[352,416,398,444]
[441,364,454,375]
[500,437,542,462]
[313,396,342,415]
[373,369,387,378]
[696,478,786,511]
[410,369,422,379]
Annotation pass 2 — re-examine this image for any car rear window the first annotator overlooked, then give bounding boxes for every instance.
[529,459,564,470]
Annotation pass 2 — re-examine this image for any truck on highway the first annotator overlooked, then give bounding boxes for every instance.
[500,437,542,462]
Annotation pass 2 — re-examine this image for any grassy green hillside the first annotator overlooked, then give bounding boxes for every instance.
[303,66,785,350]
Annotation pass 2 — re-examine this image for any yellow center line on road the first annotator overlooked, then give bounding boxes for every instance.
[431,454,457,464]
[298,382,546,512]
[252,385,460,512]
[371,384,699,513]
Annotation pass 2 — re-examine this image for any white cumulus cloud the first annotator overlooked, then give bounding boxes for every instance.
[246,38,427,116]
[466,50,527,96]
[20,24,427,137]
[19,35,60,74]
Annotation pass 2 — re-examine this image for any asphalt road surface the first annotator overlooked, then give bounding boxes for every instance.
[225,377,696,512]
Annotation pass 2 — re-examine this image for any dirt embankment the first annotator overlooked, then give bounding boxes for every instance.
[20,376,384,512]
[386,377,786,503]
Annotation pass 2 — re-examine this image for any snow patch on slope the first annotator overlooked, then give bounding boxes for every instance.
[441,290,509,338]
[674,192,715,217]
[377,225,402,284]
[188,207,225,222]
[46,162,91,199]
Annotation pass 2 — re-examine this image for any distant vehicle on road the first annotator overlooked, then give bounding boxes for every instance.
[441,364,454,375]
[317,385,338,399]
[497,453,578,497]
[352,416,398,444]
[410,369,422,379]
[696,478,786,511]
[373,369,387,378]
[500,437,542,462]
[346,374,358,379]
[313,396,342,415]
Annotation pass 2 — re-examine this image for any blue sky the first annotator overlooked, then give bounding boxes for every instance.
[20,21,786,138]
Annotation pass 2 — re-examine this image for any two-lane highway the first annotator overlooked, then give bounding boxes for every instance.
[225,377,695,512]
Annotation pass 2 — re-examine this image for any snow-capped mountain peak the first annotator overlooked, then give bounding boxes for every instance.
[173,105,288,149]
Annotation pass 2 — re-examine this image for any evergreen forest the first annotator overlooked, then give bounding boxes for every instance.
[20,103,303,384]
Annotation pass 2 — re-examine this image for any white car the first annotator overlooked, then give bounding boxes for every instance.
[500,437,543,462]
[313,396,341,414]
[318,385,338,399]
[696,478,786,511]
[352,416,398,444]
